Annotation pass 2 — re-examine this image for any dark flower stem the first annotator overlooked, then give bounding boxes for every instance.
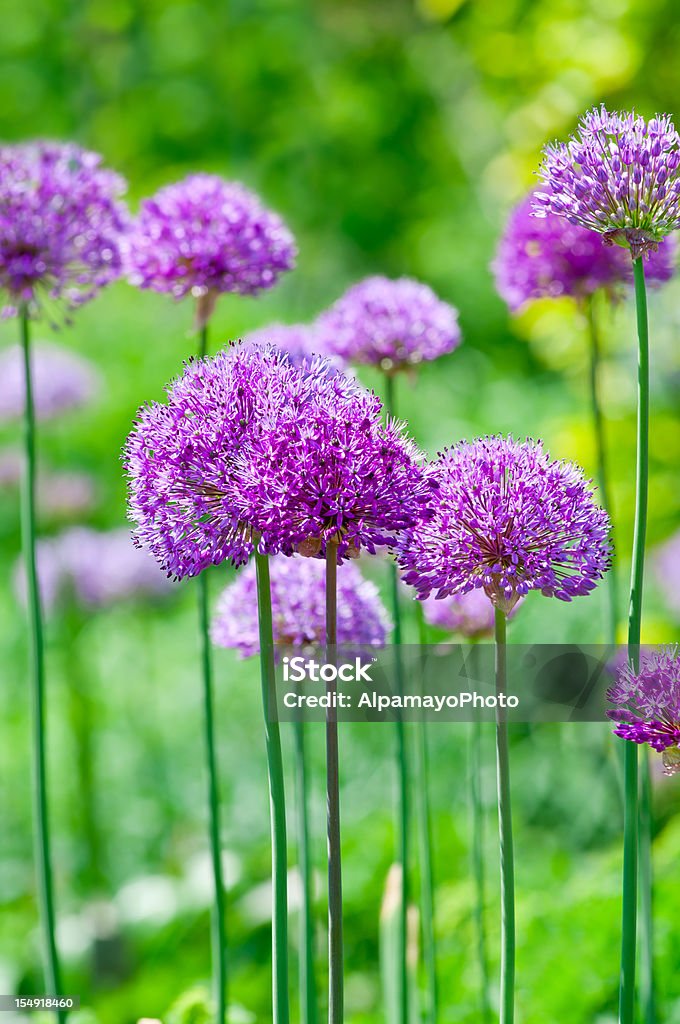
[294,716,318,1024]
[197,323,228,1024]
[494,607,515,1024]
[414,602,438,1024]
[20,307,66,1024]
[384,371,410,1024]
[325,540,344,1024]
[255,551,291,1024]
[467,644,491,1023]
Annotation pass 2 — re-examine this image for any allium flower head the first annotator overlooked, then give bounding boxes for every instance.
[240,322,342,370]
[126,174,296,318]
[607,647,680,772]
[397,436,612,612]
[535,106,680,259]
[211,555,391,657]
[494,190,675,311]
[0,141,128,317]
[317,275,461,372]
[419,588,522,639]
[0,341,101,421]
[654,531,680,619]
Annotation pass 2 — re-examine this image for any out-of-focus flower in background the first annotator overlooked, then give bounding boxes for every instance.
[0,341,101,421]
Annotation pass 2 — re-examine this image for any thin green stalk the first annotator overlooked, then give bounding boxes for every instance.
[414,603,438,1024]
[325,541,344,1024]
[585,295,618,646]
[639,750,655,1024]
[619,257,650,1024]
[196,323,228,1024]
[294,717,318,1024]
[21,307,66,1023]
[384,371,409,1024]
[255,552,290,1024]
[468,642,491,1022]
[494,608,514,1024]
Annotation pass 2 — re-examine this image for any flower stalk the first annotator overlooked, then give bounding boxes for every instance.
[325,540,344,1024]
[468,641,491,1023]
[494,607,515,1024]
[294,716,318,1024]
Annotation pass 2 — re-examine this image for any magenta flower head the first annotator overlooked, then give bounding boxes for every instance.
[535,106,680,259]
[419,588,522,639]
[397,436,612,613]
[607,646,680,773]
[0,141,128,319]
[0,341,101,421]
[211,555,391,657]
[317,275,461,373]
[494,191,676,311]
[233,364,436,562]
[124,344,301,579]
[126,174,296,324]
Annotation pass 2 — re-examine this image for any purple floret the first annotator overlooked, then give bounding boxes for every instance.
[396,435,612,613]
[607,647,680,771]
[417,587,522,639]
[0,341,101,421]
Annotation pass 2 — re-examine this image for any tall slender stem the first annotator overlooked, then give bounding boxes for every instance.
[585,295,618,646]
[21,308,66,1023]
[325,541,344,1024]
[619,257,649,1024]
[384,371,409,1024]
[414,604,437,1024]
[294,717,318,1024]
[255,552,290,1024]
[494,608,514,1024]
[468,641,491,1022]
[639,750,655,1024]
[196,323,228,1024]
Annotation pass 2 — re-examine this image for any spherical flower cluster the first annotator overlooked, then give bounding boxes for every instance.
[211,555,391,657]
[397,436,612,612]
[240,322,341,370]
[535,106,680,259]
[607,647,680,772]
[15,527,172,613]
[317,275,461,372]
[0,342,101,421]
[126,175,297,312]
[0,141,128,317]
[654,531,680,619]
[494,191,676,311]
[419,588,522,638]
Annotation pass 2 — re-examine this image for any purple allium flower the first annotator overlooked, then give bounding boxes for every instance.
[233,365,435,562]
[494,191,676,311]
[0,341,101,421]
[535,106,680,259]
[38,471,97,519]
[211,555,391,657]
[396,436,612,612]
[316,275,461,372]
[15,527,173,613]
[0,142,128,318]
[126,175,297,315]
[607,646,680,772]
[654,531,680,619]
[419,588,522,639]
[240,322,344,370]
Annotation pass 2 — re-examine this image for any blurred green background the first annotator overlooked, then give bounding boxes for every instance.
[2,0,680,1021]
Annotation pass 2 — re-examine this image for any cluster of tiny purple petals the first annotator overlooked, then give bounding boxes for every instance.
[419,588,522,638]
[126,174,296,299]
[654,530,680,619]
[240,322,345,371]
[494,191,675,311]
[607,647,680,765]
[233,365,435,562]
[535,106,680,258]
[0,342,101,421]
[211,555,391,657]
[396,436,612,610]
[15,527,172,612]
[316,275,461,371]
[0,141,129,316]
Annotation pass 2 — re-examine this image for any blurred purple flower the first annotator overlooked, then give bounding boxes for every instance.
[316,275,461,372]
[418,588,522,639]
[654,530,680,619]
[535,106,680,258]
[211,555,391,657]
[0,448,96,518]
[607,646,680,772]
[397,436,612,613]
[0,141,129,318]
[0,341,101,421]
[494,191,676,311]
[240,322,344,371]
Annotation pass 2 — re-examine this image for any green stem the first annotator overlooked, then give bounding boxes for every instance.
[255,552,290,1024]
[21,308,66,1023]
[619,257,649,1024]
[639,750,655,1024]
[494,608,514,1024]
[468,648,491,1023]
[294,717,318,1024]
[414,604,437,1024]
[585,295,618,646]
[384,372,409,1024]
[325,542,344,1024]
[196,323,228,1024]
